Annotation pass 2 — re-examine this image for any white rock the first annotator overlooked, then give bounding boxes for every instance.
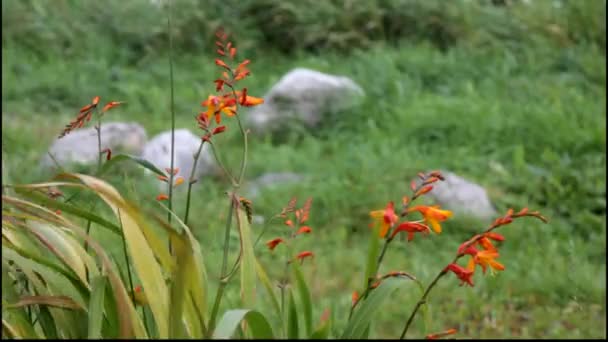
[246,68,365,134]
[41,122,147,169]
[422,171,497,221]
[141,129,217,185]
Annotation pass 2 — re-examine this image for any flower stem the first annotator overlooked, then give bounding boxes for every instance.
[208,142,237,186]
[206,199,235,336]
[399,270,448,339]
[183,140,206,225]
[166,0,176,254]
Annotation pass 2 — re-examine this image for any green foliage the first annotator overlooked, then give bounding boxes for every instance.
[2,0,606,339]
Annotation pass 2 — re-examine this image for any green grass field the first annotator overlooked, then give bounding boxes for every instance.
[2,0,606,338]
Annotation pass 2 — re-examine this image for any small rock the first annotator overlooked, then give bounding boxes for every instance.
[421,171,497,221]
[41,122,147,169]
[246,172,306,198]
[141,129,217,186]
[246,68,365,134]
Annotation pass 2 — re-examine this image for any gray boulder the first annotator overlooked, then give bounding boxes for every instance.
[141,129,217,185]
[420,171,497,221]
[246,68,365,134]
[41,122,147,169]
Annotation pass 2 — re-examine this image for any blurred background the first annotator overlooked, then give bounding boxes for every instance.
[2,0,606,338]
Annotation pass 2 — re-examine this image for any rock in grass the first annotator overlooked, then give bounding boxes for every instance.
[421,171,497,221]
[246,68,365,135]
[41,122,147,170]
[141,129,217,185]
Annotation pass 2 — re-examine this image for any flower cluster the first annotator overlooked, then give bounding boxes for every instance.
[445,208,548,287]
[196,28,264,142]
[266,197,314,265]
[369,171,452,241]
[59,96,123,138]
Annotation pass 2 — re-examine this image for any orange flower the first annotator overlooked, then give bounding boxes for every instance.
[238,88,264,107]
[471,250,505,275]
[300,198,312,224]
[202,95,237,124]
[426,328,458,340]
[92,96,100,106]
[407,205,452,233]
[351,291,359,307]
[266,238,284,251]
[296,226,312,235]
[156,194,169,201]
[414,185,433,198]
[215,59,229,69]
[291,251,314,264]
[369,201,399,238]
[285,219,294,227]
[212,126,227,135]
[445,263,474,287]
[173,177,184,187]
[102,101,124,112]
[389,221,430,241]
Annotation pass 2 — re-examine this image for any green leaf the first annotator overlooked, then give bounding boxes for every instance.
[12,187,121,235]
[156,202,209,337]
[364,228,381,289]
[70,174,170,337]
[100,154,166,177]
[237,208,257,308]
[255,259,282,325]
[341,277,412,339]
[287,289,299,339]
[292,262,312,337]
[212,309,274,339]
[88,276,106,339]
[7,295,85,311]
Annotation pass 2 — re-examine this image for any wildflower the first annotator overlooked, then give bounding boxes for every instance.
[445,263,474,287]
[212,125,227,135]
[156,194,169,201]
[101,101,124,113]
[290,251,314,264]
[266,238,284,251]
[370,201,399,238]
[389,221,430,241]
[215,59,230,69]
[426,328,458,340]
[173,177,184,187]
[238,88,264,107]
[285,219,294,227]
[157,175,169,182]
[297,226,312,235]
[279,197,298,217]
[59,96,101,138]
[407,205,452,233]
[351,291,359,307]
[471,250,505,275]
[300,198,312,224]
[413,185,433,198]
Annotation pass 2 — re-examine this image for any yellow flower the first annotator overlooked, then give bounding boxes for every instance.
[369,201,398,238]
[407,205,452,233]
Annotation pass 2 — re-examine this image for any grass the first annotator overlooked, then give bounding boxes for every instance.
[2,4,606,339]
